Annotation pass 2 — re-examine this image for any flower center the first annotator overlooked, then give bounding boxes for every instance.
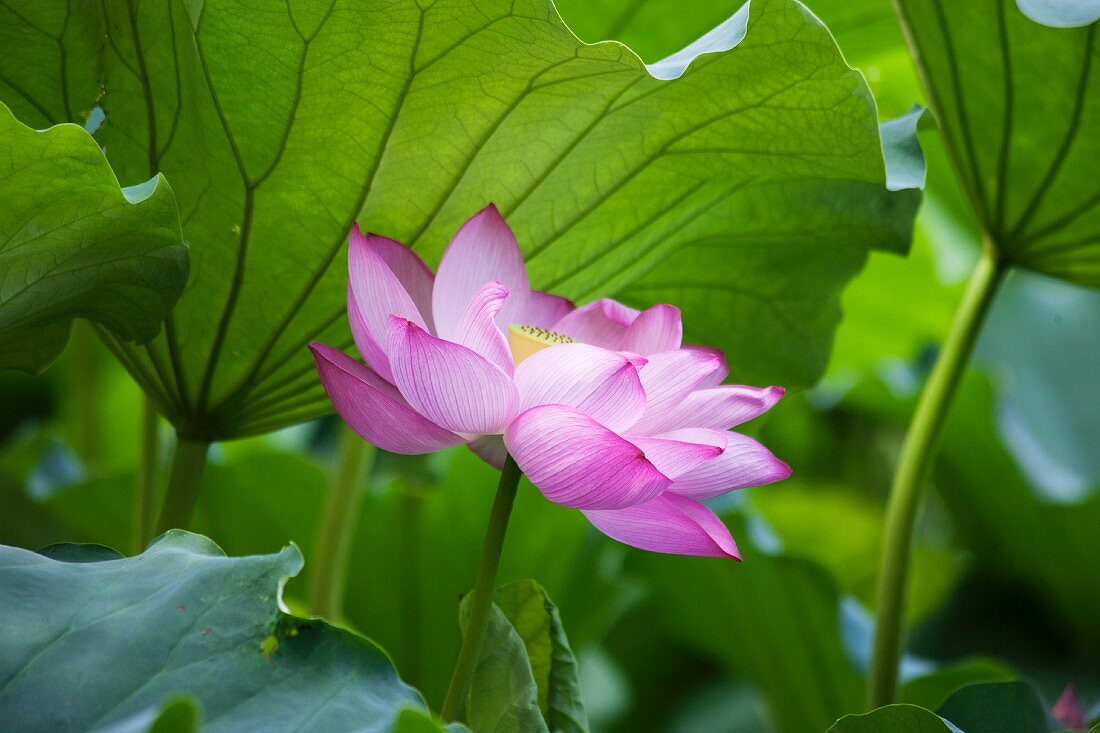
[508,324,575,366]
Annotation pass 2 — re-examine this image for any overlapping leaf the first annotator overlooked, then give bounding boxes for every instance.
[459,580,588,733]
[0,0,921,438]
[0,104,187,373]
[0,531,432,732]
[895,0,1100,285]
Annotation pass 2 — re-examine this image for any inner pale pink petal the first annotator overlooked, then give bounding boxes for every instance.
[504,404,669,510]
[667,429,791,500]
[359,228,437,334]
[632,384,785,435]
[388,317,519,435]
[468,434,508,470]
[628,348,724,434]
[525,290,575,330]
[432,204,530,340]
[619,304,683,355]
[348,284,393,383]
[629,435,723,479]
[310,342,465,454]
[513,343,647,432]
[688,345,729,388]
[453,281,513,375]
[582,493,740,559]
[553,298,639,349]
[348,230,428,382]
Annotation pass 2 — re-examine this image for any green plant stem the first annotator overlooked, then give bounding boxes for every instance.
[307,429,374,619]
[153,436,210,536]
[867,243,1005,708]
[133,397,160,552]
[440,454,522,722]
[399,481,424,684]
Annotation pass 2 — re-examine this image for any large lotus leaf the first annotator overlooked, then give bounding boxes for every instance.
[0,0,920,438]
[0,531,433,732]
[825,704,957,733]
[0,104,187,374]
[937,681,1058,733]
[0,444,626,713]
[894,0,1100,286]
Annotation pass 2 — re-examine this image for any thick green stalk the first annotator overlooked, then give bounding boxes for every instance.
[133,397,160,552]
[153,436,210,535]
[867,244,1005,708]
[399,481,425,684]
[440,454,522,722]
[307,430,374,619]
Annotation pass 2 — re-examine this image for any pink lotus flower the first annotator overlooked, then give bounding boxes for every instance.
[310,205,790,559]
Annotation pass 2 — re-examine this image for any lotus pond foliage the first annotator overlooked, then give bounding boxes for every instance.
[0,0,1098,732]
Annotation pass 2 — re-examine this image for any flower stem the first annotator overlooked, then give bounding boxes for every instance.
[153,435,209,536]
[307,428,374,619]
[867,243,1004,708]
[440,454,522,722]
[133,397,160,552]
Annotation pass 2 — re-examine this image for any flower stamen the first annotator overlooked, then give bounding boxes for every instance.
[508,324,574,366]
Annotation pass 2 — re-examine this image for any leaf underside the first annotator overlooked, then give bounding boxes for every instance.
[0,0,919,437]
[0,104,187,374]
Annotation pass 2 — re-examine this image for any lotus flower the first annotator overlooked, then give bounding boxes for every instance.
[310,205,790,559]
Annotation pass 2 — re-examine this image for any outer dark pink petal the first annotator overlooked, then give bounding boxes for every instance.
[468,434,507,469]
[525,290,574,329]
[357,227,436,333]
[432,204,530,339]
[454,280,513,375]
[629,348,724,434]
[388,317,519,435]
[553,298,639,349]
[309,342,465,454]
[629,435,722,479]
[620,304,682,355]
[513,343,646,432]
[348,230,429,382]
[666,428,791,500]
[583,493,740,559]
[504,404,669,510]
[633,385,786,435]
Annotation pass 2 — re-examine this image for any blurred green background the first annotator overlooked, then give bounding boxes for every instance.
[1,0,1098,731]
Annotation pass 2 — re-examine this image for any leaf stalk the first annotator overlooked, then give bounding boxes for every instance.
[867,242,1005,707]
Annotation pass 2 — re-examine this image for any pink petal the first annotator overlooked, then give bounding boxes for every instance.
[468,434,507,470]
[583,493,740,559]
[513,343,646,432]
[1053,685,1086,730]
[348,230,429,382]
[525,290,574,329]
[310,342,464,454]
[388,317,519,435]
[432,204,529,340]
[632,384,785,435]
[619,304,682,355]
[629,435,722,479]
[689,345,729,388]
[357,227,436,333]
[454,281,513,375]
[630,348,725,434]
[553,298,639,348]
[666,429,791,500]
[504,404,669,509]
